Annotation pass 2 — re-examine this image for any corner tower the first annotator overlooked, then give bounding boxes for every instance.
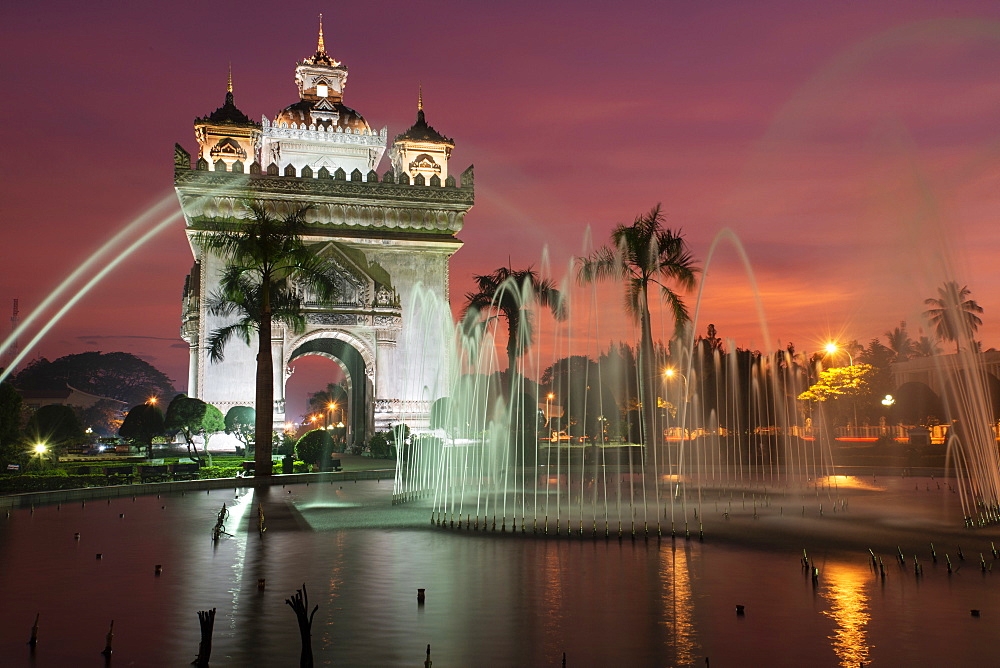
[193,68,261,172]
[390,89,455,184]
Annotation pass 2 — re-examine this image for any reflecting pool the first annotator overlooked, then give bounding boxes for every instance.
[1,478,998,667]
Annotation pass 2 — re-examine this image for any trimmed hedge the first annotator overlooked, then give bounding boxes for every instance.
[198,466,241,479]
[0,474,109,494]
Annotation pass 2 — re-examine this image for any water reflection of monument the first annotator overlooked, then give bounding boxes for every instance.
[174,19,474,443]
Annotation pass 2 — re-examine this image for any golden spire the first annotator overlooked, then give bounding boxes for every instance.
[227,62,233,94]
[418,82,423,111]
[317,13,325,54]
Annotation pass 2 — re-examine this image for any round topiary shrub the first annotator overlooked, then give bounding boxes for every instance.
[296,429,335,470]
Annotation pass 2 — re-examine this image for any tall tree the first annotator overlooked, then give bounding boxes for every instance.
[0,376,24,467]
[26,404,87,456]
[76,399,126,438]
[577,205,698,447]
[200,202,338,476]
[924,281,984,354]
[12,352,174,407]
[883,321,914,362]
[164,394,225,464]
[305,382,349,425]
[461,266,565,393]
[118,402,165,458]
[224,406,256,453]
[913,333,940,357]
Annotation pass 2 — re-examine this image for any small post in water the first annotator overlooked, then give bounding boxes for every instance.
[100,620,114,657]
[192,608,216,667]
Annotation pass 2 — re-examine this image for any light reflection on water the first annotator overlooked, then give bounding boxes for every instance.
[0,479,997,667]
[659,543,698,666]
[820,562,871,667]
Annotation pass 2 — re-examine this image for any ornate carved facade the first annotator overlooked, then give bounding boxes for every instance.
[175,20,473,441]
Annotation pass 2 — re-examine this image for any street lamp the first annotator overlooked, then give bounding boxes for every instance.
[327,402,337,429]
[663,368,689,400]
[824,342,854,366]
[663,368,689,442]
[825,342,857,435]
[545,393,555,433]
[32,442,49,470]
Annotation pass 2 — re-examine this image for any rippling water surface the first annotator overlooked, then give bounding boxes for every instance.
[1,479,997,667]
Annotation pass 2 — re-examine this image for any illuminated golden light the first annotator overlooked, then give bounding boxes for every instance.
[148,396,158,405]
[659,538,697,665]
[819,562,871,667]
[815,475,884,492]
[328,402,336,410]
[664,368,675,377]
[547,393,554,400]
[824,342,854,366]
[33,443,47,455]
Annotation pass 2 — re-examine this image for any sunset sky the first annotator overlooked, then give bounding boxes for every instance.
[4,1,1000,413]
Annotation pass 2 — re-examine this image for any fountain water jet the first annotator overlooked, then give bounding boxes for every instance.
[393,226,1000,539]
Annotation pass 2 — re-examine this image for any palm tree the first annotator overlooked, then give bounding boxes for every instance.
[461,266,566,394]
[306,381,349,427]
[199,202,338,476]
[923,281,984,354]
[913,333,940,358]
[884,321,914,362]
[577,204,698,447]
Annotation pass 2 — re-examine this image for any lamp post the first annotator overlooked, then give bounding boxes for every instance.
[663,368,689,398]
[825,342,857,436]
[327,402,337,430]
[545,393,555,435]
[663,368,689,443]
[32,443,49,470]
[824,342,854,367]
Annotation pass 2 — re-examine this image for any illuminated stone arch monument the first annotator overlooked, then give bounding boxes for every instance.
[173,21,473,443]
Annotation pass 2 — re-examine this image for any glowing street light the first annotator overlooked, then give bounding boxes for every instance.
[147,396,158,405]
[663,368,689,400]
[545,393,555,431]
[33,443,47,455]
[882,395,895,407]
[826,342,858,433]
[824,342,854,366]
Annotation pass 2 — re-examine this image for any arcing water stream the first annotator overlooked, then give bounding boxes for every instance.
[393,228,1000,535]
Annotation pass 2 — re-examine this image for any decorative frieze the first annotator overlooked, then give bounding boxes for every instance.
[262,116,387,146]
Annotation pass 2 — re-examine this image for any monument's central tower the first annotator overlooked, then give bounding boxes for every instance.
[174,20,473,445]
